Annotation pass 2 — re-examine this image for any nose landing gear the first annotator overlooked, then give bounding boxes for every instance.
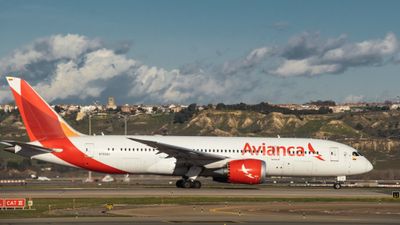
[333,182,342,189]
[333,176,346,189]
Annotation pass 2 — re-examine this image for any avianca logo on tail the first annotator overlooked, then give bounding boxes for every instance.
[240,164,259,179]
[242,142,325,161]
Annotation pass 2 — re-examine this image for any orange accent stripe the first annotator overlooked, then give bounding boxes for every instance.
[60,122,79,137]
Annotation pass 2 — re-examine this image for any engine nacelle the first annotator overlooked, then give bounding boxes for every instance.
[213,159,266,184]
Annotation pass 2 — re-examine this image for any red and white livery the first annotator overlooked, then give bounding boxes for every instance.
[1,77,373,189]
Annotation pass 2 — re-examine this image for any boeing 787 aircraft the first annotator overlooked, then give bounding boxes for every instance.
[1,77,373,189]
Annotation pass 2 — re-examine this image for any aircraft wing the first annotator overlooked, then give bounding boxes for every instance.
[0,140,53,158]
[128,138,227,166]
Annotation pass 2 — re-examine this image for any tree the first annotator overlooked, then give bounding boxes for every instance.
[355,123,364,130]
[173,103,197,124]
[216,103,226,110]
[54,105,62,113]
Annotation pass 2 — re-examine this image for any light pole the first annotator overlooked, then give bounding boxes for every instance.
[124,115,128,136]
[88,114,92,136]
[87,113,93,183]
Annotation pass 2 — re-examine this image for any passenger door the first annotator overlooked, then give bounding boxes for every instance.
[342,150,351,174]
[329,147,339,162]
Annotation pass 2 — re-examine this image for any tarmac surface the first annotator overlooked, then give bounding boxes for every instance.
[0,186,393,198]
[1,187,399,224]
[1,209,400,225]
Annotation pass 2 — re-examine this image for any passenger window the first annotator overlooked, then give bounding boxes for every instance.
[352,152,359,156]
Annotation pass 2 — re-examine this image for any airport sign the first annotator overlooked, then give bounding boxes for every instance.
[0,198,26,209]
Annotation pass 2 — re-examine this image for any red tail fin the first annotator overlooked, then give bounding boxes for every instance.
[6,77,82,141]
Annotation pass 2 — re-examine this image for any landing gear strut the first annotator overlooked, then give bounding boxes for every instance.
[175,179,201,189]
[333,176,346,189]
[176,165,203,189]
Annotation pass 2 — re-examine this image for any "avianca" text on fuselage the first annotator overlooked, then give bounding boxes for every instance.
[241,142,325,161]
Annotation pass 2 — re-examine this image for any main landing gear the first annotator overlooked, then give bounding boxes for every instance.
[176,165,203,188]
[176,179,202,189]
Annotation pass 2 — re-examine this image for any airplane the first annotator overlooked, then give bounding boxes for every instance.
[0,77,373,189]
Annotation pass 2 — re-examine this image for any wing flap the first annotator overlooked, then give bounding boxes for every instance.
[128,138,227,166]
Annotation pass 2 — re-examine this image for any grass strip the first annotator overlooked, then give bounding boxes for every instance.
[0,196,398,219]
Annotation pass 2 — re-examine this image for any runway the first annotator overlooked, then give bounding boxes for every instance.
[0,186,393,198]
[0,187,399,224]
[1,204,400,225]
[1,217,399,225]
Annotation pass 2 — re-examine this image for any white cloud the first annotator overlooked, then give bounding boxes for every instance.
[0,32,399,104]
[272,59,341,77]
[222,47,271,75]
[271,33,399,77]
[35,48,137,101]
[48,34,101,59]
[344,95,364,103]
[322,33,398,63]
[0,34,101,74]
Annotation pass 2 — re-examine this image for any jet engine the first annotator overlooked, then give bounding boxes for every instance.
[213,159,266,184]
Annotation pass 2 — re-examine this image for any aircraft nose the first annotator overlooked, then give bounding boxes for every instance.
[365,160,373,173]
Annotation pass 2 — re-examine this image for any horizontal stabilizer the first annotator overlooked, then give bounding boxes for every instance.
[0,140,53,158]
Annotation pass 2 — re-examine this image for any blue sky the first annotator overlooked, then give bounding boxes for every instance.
[1,0,400,104]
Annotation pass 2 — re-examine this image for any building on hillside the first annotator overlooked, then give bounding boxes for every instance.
[329,105,351,113]
[3,104,15,113]
[121,104,137,114]
[169,104,182,113]
[67,105,80,113]
[107,97,117,110]
[390,103,400,110]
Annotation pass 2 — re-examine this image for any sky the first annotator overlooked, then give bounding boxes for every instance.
[0,0,400,105]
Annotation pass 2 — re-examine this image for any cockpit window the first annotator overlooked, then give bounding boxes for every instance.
[352,151,360,157]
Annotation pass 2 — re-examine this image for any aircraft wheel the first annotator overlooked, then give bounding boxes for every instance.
[182,180,192,188]
[333,183,342,189]
[176,179,184,188]
[192,180,201,189]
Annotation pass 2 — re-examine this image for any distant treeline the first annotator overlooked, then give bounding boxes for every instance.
[307,100,336,106]
[173,103,197,124]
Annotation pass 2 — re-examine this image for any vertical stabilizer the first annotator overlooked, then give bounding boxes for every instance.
[6,77,82,141]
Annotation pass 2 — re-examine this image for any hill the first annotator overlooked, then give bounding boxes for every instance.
[1,109,400,179]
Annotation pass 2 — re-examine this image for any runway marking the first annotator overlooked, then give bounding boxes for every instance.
[210,206,246,216]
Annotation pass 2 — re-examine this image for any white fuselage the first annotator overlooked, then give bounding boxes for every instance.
[32,136,373,177]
